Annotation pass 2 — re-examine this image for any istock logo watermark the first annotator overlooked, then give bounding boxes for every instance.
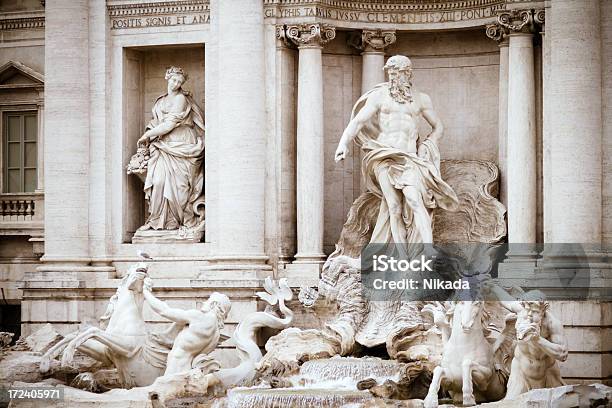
[372,254,433,272]
[360,243,612,302]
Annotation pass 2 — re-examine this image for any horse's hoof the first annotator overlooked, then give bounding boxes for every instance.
[61,349,75,367]
[462,394,476,406]
[39,358,50,373]
[71,372,108,393]
[423,395,438,408]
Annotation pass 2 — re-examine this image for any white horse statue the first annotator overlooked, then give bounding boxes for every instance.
[423,301,514,407]
[40,260,166,388]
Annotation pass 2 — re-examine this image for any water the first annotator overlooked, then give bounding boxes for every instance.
[299,356,403,383]
[226,388,373,408]
[225,357,405,408]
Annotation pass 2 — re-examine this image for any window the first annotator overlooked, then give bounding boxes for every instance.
[3,111,37,193]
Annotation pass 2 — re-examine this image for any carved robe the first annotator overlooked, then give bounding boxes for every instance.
[143,91,205,230]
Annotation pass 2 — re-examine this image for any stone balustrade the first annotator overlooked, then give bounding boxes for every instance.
[0,192,43,229]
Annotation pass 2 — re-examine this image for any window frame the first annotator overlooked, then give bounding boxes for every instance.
[0,107,38,194]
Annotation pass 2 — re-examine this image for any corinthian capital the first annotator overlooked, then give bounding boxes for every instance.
[285,24,336,49]
[276,24,292,48]
[534,8,545,31]
[362,29,396,52]
[348,29,396,53]
[497,9,533,33]
[485,23,509,43]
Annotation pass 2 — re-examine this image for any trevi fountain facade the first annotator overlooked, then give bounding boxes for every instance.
[0,0,610,407]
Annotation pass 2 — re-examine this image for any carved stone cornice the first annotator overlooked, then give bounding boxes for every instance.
[497,8,544,35]
[106,0,209,30]
[0,16,44,31]
[264,0,507,31]
[106,0,208,18]
[350,29,396,53]
[285,23,336,49]
[264,0,506,13]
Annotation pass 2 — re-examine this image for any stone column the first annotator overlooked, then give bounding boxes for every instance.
[205,0,269,273]
[486,24,510,208]
[286,24,336,264]
[546,0,602,244]
[274,26,298,265]
[41,0,90,265]
[537,9,553,247]
[359,30,396,94]
[497,10,538,251]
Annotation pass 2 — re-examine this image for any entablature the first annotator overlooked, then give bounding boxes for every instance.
[265,0,515,31]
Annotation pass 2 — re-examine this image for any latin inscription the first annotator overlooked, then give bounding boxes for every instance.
[264,5,504,24]
[110,3,503,30]
[111,14,209,30]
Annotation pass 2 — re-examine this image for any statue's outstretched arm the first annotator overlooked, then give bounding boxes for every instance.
[143,287,191,324]
[420,93,444,144]
[335,92,379,162]
[536,315,568,361]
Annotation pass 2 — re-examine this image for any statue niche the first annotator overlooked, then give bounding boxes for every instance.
[127,66,205,243]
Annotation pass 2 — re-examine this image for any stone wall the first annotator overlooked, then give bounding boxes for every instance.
[390,30,500,163]
[0,237,36,302]
[142,46,205,128]
[550,301,611,385]
[322,35,362,253]
[0,47,43,74]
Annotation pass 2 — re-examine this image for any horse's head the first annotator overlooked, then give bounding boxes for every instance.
[99,262,148,326]
[124,261,149,293]
[460,300,484,333]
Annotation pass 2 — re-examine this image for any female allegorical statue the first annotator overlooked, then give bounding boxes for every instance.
[129,66,205,241]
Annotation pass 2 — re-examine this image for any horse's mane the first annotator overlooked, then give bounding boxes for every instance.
[446,301,493,338]
[100,270,133,324]
[481,304,493,338]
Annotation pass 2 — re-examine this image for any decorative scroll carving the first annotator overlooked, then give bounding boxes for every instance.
[497,8,545,35]
[497,9,532,33]
[362,29,396,52]
[498,9,545,39]
[349,29,396,52]
[275,24,294,49]
[533,8,545,26]
[485,23,508,42]
[285,23,336,48]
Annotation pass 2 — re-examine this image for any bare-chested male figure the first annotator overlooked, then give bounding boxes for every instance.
[503,292,567,398]
[335,55,458,247]
[142,284,231,375]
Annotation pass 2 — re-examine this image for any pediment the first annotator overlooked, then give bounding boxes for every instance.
[0,61,44,88]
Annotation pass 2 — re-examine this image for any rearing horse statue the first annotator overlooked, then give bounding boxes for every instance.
[40,261,166,388]
[423,301,513,407]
